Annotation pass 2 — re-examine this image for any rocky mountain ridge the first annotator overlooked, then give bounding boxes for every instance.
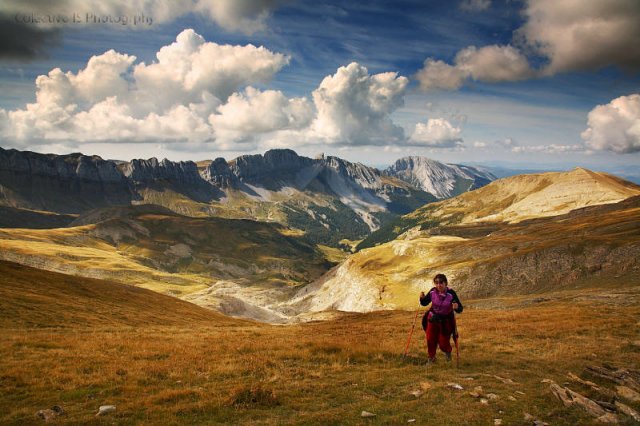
[385,156,495,199]
[0,146,493,244]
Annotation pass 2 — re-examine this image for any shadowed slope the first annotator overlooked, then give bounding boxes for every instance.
[0,260,238,328]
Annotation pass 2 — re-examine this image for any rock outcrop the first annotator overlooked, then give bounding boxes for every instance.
[0,147,131,213]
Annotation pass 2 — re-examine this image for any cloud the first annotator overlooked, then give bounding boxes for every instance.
[459,0,491,12]
[415,60,467,91]
[309,62,408,145]
[133,29,289,112]
[408,118,463,148]
[518,0,640,73]
[209,87,314,147]
[0,0,284,35]
[418,0,640,91]
[416,45,535,90]
[196,0,284,34]
[495,137,518,148]
[493,137,584,154]
[581,94,640,153]
[511,144,585,154]
[0,31,421,151]
[0,29,290,147]
[0,13,62,60]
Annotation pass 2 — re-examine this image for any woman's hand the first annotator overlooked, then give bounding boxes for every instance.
[452,302,459,310]
[420,291,425,298]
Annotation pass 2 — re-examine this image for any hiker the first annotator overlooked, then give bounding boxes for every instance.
[419,273,463,363]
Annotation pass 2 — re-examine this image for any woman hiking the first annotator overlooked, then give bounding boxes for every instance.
[419,273,463,364]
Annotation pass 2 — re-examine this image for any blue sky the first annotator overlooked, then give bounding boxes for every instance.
[0,0,638,176]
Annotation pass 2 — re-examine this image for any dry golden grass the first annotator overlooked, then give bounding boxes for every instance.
[1,261,639,425]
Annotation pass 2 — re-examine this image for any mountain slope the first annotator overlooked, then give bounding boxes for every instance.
[0,204,332,321]
[290,193,640,313]
[359,168,640,249]
[0,260,238,328]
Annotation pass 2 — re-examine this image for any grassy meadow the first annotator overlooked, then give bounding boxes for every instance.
[1,261,639,425]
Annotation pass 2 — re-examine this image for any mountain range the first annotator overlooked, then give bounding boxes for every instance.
[0,147,494,245]
[1,146,639,322]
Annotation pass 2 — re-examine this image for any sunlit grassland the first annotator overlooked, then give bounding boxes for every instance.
[0,228,211,294]
[342,199,640,308]
[1,260,639,425]
[0,210,331,295]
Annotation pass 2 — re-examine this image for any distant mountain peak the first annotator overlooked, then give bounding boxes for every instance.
[385,155,496,199]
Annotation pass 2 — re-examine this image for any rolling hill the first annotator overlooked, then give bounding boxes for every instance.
[290,171,640,313]
[0,260,238,328]
[359,167,640,249]
[0,204,331,322]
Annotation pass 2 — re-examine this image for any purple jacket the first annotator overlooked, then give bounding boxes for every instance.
[419,287,463,314]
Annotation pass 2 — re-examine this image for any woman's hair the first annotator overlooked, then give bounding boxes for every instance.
[433,273,448,285]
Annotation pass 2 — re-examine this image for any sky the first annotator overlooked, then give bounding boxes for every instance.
[0,0,639,177]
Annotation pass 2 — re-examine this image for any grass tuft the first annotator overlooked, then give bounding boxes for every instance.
[226,385,280,408]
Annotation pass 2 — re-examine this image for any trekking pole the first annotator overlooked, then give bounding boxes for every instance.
[453,313,460,368]
[402,309,421,357]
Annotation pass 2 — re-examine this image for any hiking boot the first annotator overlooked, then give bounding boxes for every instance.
[444,352,452,362]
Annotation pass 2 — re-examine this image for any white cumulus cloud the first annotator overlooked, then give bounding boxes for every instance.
[409,118,463,148]
[133,29,289,113]
[209,87,314,147]
[0,31,426,151]
[581,94,640,154]
[0,29,289,146]
[309,62,408,145]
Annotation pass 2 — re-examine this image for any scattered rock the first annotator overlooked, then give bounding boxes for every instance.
[515,391,526,396]
[447,382,464,391]
[550,384,619,422]
[567,372,600,391]
[480,398,489,405]
[616,401,640,422]
[523,413,534,421]
[361,411,376,418]
[36,405,64,422]
[469,392,481,398]
[494,419,502,425]
[408,419,416,423]
[533,421,549,426]
[508,396,517,401]
[487,393,499,400]
[596,413,619,424]
[96,405,116,417]
[617,385,640,403]
[409,389,424,398]
[541,379,555,384]
[493,375,517,384]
